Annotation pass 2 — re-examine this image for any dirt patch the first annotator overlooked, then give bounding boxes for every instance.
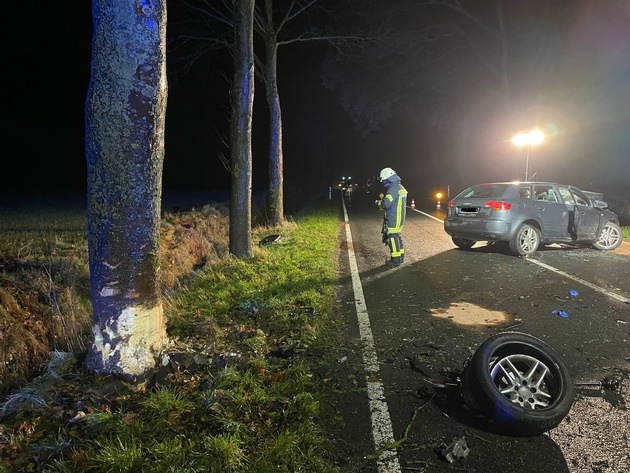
[613,240,630,257]
[430,302,508,328]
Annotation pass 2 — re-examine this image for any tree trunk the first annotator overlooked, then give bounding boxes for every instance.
[229,0,255,258]
[263,2,284,226]
[84,0,168,381]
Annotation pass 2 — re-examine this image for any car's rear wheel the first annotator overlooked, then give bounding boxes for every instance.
[509,224,540,257]
[592,221,623,251]
[452,236,476,249]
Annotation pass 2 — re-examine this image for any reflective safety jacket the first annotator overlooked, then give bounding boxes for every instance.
[378,174,407,234]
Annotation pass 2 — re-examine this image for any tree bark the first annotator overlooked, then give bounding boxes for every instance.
[229,0,255,258]
[84,0,168,381]
[263,0,284,226]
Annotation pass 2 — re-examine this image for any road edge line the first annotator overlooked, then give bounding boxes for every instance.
[342,195,402,473]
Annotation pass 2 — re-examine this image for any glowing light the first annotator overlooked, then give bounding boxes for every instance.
[528,129,545,145]
[511,129,546,181]
[512,133,529,147]
[512,129,545,147]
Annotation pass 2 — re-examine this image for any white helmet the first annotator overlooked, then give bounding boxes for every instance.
[379,167,396,181]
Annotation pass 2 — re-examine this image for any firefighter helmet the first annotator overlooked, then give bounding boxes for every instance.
[379,167,396,181]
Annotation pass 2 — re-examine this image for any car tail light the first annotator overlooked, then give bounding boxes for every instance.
[484,200,512,211]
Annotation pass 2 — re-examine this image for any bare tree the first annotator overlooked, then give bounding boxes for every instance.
[84,0,168,380]
[170,0,365,230]
[230,0,256,258]
[254,0,339,225]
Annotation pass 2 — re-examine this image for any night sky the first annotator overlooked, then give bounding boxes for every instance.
[2,1,629,204]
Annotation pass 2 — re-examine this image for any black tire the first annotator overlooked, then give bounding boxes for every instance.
[592,221,623,251]
[508,223,540,257]
[461,332,574,436]
[452,236,476,249]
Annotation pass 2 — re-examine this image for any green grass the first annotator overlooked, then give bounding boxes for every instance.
[0,197,342,472]
[622,225,630,241]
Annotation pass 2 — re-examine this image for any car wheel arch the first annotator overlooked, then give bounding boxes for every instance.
[510,219,542,238]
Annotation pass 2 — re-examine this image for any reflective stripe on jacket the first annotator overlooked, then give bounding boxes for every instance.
[379,179,407,233]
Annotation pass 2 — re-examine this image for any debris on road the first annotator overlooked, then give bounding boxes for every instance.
[438,436,470,463]
[575,377,622,391]
[552,309,569,318]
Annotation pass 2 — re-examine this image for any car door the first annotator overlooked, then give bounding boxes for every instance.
[533,184,569,238]
[570,188,601,241]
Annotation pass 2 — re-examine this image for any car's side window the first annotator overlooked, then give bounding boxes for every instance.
[558,187,575,205]
[547,188,560,203]
[571,190,590,206]
[519,187,532,199]
[534,185,558,202]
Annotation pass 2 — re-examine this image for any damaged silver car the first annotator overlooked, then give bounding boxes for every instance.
[444,181,623,257]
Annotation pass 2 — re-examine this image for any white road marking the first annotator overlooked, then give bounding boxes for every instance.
[413,207,630,304]
[409,207,444,223]
[342,196,402,473]
[528,259,630,304]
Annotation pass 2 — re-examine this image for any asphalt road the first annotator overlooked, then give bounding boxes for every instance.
[328,189,630,473]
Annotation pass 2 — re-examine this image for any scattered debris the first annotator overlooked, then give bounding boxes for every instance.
[438,436,470,463]
[500,320,524,331]
[552,309,569,318]
[240,300,260,313]
[569,289,579,297]
[259,234,282,246]
[290,306,319,317]
[574,377,621,391]
[269,344,296,359]
[235,325,257,337]
[216,352,241,368]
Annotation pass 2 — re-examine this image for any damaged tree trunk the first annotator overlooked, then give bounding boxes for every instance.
[229,0,255,258]
[84,0,168,381]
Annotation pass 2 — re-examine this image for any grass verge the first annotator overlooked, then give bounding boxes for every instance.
[0,198,344,472]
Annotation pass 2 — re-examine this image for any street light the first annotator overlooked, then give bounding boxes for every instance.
[511,129,545,181]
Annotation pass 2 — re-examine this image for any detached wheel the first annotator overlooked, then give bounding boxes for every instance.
[593,221,622,251]
[509,223,540,257]
[452,236,476,249]
[462,332,574,436]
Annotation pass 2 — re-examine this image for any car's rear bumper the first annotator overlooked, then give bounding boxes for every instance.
[444,217,514,241]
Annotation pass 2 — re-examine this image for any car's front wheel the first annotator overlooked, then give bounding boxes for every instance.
[452,236,476,249]
[461,332,575,436]
[593,221,623,251]
[509,223,540,257]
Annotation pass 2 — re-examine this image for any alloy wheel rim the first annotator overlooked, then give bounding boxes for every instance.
[520,228,538,253]
[489,354,553,409]
[597,224,620,249]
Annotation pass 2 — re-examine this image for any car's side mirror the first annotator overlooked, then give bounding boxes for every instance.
[592,200,608,209]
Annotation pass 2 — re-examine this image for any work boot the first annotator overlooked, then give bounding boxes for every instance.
[385,257,401,268]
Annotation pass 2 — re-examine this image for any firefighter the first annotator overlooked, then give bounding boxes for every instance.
[376,167,407,267]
